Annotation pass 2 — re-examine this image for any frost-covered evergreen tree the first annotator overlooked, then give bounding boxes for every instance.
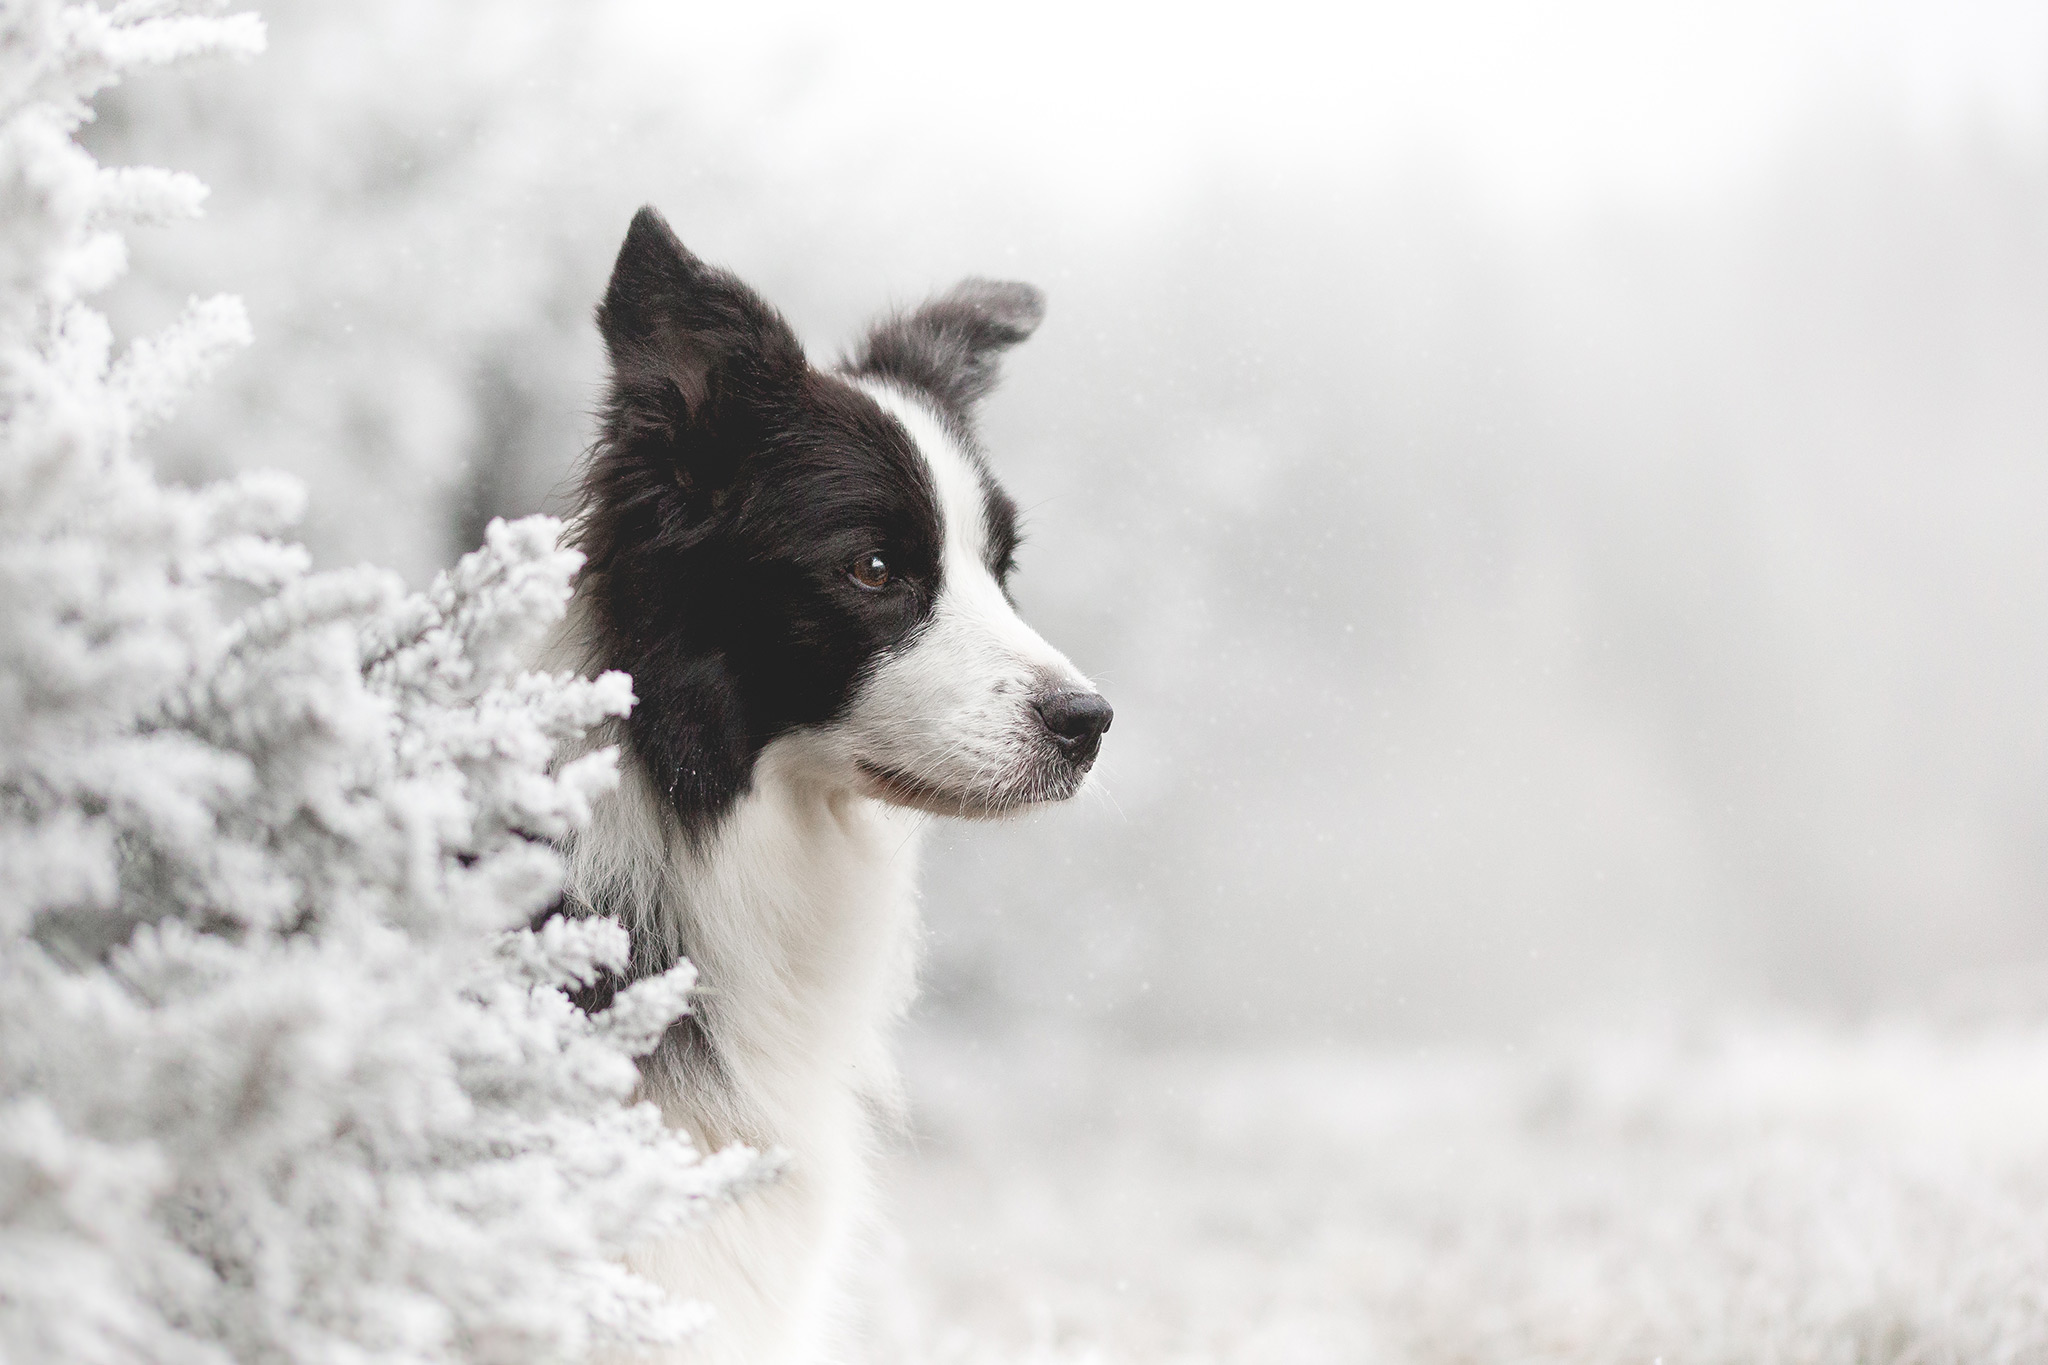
[0,5,755,1361]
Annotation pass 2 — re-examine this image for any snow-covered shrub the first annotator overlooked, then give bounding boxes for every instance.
[0,5,754,1361]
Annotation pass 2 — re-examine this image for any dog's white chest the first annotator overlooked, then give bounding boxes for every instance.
[575,740,928,1365]
[677,743,928,1134]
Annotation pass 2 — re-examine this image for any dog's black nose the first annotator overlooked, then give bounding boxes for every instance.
[1035,690,1113,763]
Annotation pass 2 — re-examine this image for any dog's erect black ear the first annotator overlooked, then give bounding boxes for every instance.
[596,207,804,435]
[847,278,1045,416]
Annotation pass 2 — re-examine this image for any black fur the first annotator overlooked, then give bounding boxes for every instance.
[847,278,1045,419]
[568,208,1042,839]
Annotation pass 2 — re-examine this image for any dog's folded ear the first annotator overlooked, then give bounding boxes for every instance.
[847,278,1045,417]
[597,207,805,440]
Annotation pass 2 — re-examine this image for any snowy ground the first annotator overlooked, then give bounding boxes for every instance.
[874,1020,2048,1364]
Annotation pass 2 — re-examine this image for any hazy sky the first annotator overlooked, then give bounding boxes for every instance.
[617,0,2048,226]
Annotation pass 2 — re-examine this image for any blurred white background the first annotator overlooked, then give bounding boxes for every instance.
[97,0,2048,1046]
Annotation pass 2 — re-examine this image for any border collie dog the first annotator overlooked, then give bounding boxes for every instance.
[545,208,1110,1363]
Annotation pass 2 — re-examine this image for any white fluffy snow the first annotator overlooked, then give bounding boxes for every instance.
[0,7,757,1361]
[882,1021,2048,1364]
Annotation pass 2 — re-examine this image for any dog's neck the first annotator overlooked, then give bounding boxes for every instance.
[568,727,928,1152]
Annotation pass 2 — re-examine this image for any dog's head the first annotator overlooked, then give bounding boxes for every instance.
[574,207,1109,833]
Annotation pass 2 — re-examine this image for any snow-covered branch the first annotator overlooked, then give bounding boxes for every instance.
[0,5,754,1360]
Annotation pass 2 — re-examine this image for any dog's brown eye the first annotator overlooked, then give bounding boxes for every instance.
[849,553,890,590]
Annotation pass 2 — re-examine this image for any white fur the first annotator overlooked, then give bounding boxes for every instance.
[591,739,923,1365]
[560,384,1093,1364]
[843,382,1093,809]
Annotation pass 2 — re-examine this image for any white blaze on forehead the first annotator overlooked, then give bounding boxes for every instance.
[852,379,1086,687]
[859,381,990,566]
[836,379,1093,809]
